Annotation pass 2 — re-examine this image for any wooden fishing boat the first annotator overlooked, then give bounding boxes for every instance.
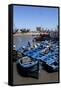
[41,53,58,72]
[16,56,39,78]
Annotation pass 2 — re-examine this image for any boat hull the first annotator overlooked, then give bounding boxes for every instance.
[16,60,39,78]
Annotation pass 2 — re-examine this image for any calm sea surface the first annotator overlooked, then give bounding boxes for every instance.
[13,35,35,50]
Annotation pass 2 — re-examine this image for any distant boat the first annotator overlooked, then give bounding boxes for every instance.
[16,56,39,78]
[34,32,50,41]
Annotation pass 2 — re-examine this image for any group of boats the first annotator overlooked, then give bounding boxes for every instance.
[34,32,50,41]
[13,39,59,78]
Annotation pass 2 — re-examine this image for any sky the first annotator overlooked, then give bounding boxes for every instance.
[13,5,58,31]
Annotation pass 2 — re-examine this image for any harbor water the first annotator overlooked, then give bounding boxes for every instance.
[13,35,34,50]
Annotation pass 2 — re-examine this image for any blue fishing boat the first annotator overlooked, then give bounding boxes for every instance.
[16,56,39,78]
[41,53,58,71]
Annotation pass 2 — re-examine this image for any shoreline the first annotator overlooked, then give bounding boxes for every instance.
[13,32,40,36]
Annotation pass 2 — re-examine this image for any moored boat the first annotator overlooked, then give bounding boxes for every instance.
[41,54,58,72]
[34,32,50,41]
[16,56,39,78]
